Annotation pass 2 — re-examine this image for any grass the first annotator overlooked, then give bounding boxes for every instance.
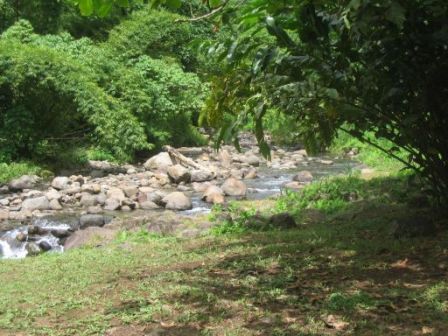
[0,173,447,335]
[0,162,49,184]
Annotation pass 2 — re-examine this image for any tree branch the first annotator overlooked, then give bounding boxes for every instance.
[175,1,229,23]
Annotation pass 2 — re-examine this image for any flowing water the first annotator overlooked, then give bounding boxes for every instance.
[0,154,360,259]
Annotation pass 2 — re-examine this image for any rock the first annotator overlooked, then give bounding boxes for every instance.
[87,206,103,214]
[45,189,62,201]
[244,153,260,167]
[9,175,40,191]
[161,192,192,211]
[79,214,105,229]
[122,185,138,198]
[282,181,304,192]
[26,242,42,256]
[80,194,98,207]
[221,177,247,197]
[0,209,9,221]
[192,182,212,193]
[139,200,160,210]
[64,227,117,250]
[104,198,121,211]
[167,164,191,184]
[38,240,52,252]
[0,198,9,206]
[49,199,63,210]
[269,213,296,229]
[51,176,71,190]
[51,229,71,239]
[190,169,215,182]
[96,193,107,205]
[87,160,126,174]
[28,225,49,235]
[243,168,258,179]
[106,187,126,202]
[319,159,334,165]
[202,185,225,204]
[22,196,50,211]
[144,152,173,172]
[0,185,9,194]
[81,183,101,194]
[16,232,27,242]
[218,149,232,168]
[293,171,314,183]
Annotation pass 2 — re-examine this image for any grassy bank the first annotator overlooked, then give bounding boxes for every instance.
[0,172,447,335]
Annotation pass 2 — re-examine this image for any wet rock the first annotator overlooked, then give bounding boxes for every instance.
[192,182,212,193]
[16,232,27,242]
[64,227,117,250]
[202,185,225,204]
[51,229,71,239]
[167,164,191,184]
[293,171,314,183]
[269,213,296,229]
[22,196,50,211]
[319,159,334,165]
[144,152,173,172]
[8,175,40,191]
[51,176,71,190]
[221,177,247,197]
[26,242,42,256]
[190,169,214,182]
[87,160,126,174]
[38,240,52,252]
[79,214,105,229]
[161,192,192,211]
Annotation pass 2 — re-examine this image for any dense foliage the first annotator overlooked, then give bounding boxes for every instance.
[0,3,210,164]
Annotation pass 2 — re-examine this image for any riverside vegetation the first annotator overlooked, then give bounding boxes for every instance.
[0,1,447,335]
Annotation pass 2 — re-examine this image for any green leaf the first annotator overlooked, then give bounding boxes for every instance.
[79,0,94,16]
[116,0,130,7]
[209,0,221,8]
[386,2,406,28]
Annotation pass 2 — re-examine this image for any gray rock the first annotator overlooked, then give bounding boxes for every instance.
[22,196,50,211]
[0,209,9,221]
[45,189,62,201]
[81,183,101,194]
[191,169,215,182]
[106,187,126,202]
[9,175,40,191]
[139,200,160,210]
[87,206,103,214]
[244,153,260,167]
[26,242,42,256]
[167,164,191,184]
[80,194,98,207]
[221,177,247,197]
[293,171,313,183]
[38,240,52,251]
[144,152,173,172]
[79,214,105,229]
[161,192,192,211]
[51,176,71,190]
[122,185,138,198]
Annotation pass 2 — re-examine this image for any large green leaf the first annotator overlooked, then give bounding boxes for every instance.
[78,0,94,15]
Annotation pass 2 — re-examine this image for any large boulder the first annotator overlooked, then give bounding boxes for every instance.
[144,152,173,172]
[106,187,126,202]
[161,192,192,211]
[243,153,260,167]
[79,214,105,229]
[9,175,40,191]
[221,178,247,197]
[22,196,50,211]
[167,165,191,184]
[51,176,71,190]
[202,185,225,204]
[80,194,98,207]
